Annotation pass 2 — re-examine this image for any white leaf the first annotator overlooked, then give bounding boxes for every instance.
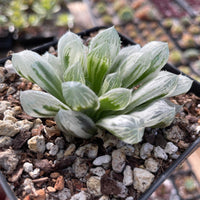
[55,109,97,139]
[97,115,144,144]
[20,90,69,118]
[62,81,99,112]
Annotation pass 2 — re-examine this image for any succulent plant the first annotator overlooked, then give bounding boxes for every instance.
[118,7,133,23]
[96,2,107,15]
[183,49,199,61]
[12,27,193,144]
[162,18,173,29]
[169,50,182,65]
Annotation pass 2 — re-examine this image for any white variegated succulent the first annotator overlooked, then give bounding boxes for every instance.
[12,27,193,144]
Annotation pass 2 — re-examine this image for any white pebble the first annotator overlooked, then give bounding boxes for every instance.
[93,155,111,166]
[154,146,168,160]
[23,162,33,173]
[164,142,178,155]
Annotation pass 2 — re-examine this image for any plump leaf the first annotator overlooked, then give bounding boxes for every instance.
[123,71,179,113]
[57,31,87,73]
[89,26,121,62]
[109,44,141,73]
[97,115,144,144]
[87,43,110,94]
[62,81,99,112]
[63,62,85,84]
[55,109,97,139]
[31,60,64,102]
[20,90,69,118]
[133,41,169,85]
[99,72,122,96]
[130,100,179,128]
[43,52,63,80]
[166,74,193,97]
[99,88,131,111]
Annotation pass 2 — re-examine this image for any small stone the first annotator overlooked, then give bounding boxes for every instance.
[46,142,54,150]
[15,119,33,131]
[70,191,88,200]
[0,83,7,92]
[28,135,46,153]
[133,168,155,193]
[50,172,60,179]
[0,149,19,174]
[64,144,76,157]
[126,197,134,200]
[171,153,180,159]
[0,121,19,136]
[57,150,64,160]
[76,143,98,159]
[23,162,33,173]
[90,167,105,177]
[99,195,109,200]
[58,188,71,200]
[144,158,159,173]
[34,159,53,173]
[32,189,46,200]
[154,146,168,160]
[120,145,135,156]
[0,101,11,114]
[87,176,102,197]
[7,86,16,95]
[54,176,65,191]
[103,134,119,149]
[49,144,59,156]
[101,175,128,198]
[123,165,133,186]
[47,186,56,193]
[164,142,178,155]
[23,178,36,194]
[55,137,65,149]
[73,158,88,178]
[29,168,40,179]
[140,143,154,159]
[32,118,43,129]
[44,126,60,137]
[0,136,13,148]
[93,155,111,166]
[112,149,126,173]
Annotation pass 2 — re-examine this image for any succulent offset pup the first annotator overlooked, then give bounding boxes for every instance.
[12,27,193,144]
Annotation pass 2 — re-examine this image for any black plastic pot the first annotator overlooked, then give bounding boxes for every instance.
[0,26,200,200]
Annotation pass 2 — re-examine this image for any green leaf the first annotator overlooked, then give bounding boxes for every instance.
[130,100,179,128]
[55,109,97,139]
[20,90,69,118]
[42,52,63,80]
[62,81,99,112]
[57,31,87,73]
[166,74,193,97]
[123,71,179,113]
[133,41,169,85]
[109,44,141,73]
[12,50,44,79]
[87,43,110,94]
[89,26,121,62]
[99,88,131,111]
[31,60,64,102]
[99,72,122,96]
[63,62,85,84]
[97,115,144,144]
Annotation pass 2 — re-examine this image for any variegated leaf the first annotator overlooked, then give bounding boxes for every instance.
[57,31,87,73]
[130,100,179,128]
[62,81,99,112]
[133,41,169,85]
[99,72,122,96]
[20,90,69,118]
[123,71,179,113]
[55,109,97,139]
[99,88,131,111]
[97,115,144,144]
[63,62,85,84]
[166,74,193,97]
[89,26,121,62]
[109,44,141,73]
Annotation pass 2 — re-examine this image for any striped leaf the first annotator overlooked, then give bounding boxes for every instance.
[123,71,179,113]
[89,26,121,62]
[63,62,85,84]
[97,115,144,144]
[20,90,69,118]
[62,81,99,112]
[99,72,122,96]
[55,109,97,139]
[130,100,179,128]
[99,88,131,111]
[57,31,87,73]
